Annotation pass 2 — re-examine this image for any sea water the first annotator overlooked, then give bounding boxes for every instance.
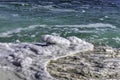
[0,2,120,48]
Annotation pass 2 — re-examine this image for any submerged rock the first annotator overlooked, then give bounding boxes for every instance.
[0,35,94,80]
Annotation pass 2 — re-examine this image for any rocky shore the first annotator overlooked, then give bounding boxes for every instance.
[0,35,119,80]
[47,46,120,80]
[0,35,93,80]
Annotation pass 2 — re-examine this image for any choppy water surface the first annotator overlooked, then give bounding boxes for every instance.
[0,2,120,48]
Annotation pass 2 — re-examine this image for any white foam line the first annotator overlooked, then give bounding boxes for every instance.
[0,23,116,37]
[49,8,77,12]
[54,23,116,28]
[112,37,120,41]
[0,25,46,37]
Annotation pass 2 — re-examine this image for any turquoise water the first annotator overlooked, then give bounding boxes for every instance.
[0,3,120,48]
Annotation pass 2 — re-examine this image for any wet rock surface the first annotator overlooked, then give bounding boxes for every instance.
[0,35,93,80]
[47,46,120,80]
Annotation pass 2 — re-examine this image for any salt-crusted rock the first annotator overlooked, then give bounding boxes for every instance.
[67,36,94,50]
[0,34,94,80]
[41,35,70,47]
[21,57,33,68]
[105,48,114,53]
[67,36,83,44]
[0,43,15,57]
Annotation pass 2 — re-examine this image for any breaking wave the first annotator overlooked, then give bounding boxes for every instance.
[0,23,116,37]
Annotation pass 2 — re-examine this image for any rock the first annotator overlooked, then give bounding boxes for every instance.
[0,34,94,80]
[67,36,94,50]
[21,57,33,68]
[105,48,114,53]
[67,36,83,44]
[0,69,23,80]
[41,35,70,47]
[47,46,120,80]
[16,39,20,43]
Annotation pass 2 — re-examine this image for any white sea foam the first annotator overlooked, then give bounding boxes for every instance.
[0,23,116,37]
[49,8,76,12]
[42,5,77,12]
[54,23,116,28]
[112,37,120,43]
[0,25,46,37]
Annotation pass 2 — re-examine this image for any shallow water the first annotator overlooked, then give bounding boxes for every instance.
[0,2,120,48]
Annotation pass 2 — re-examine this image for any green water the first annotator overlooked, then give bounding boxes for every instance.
[0,3,120,48]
